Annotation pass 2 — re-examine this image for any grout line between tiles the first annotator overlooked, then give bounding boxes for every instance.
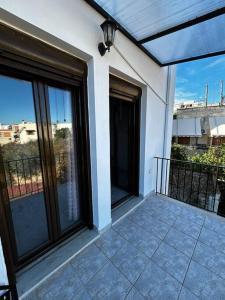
[177,219,205,299]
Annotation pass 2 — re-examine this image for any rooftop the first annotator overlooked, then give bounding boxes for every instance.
[23,194,225,299]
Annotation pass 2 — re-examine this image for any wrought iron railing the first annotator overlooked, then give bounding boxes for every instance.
[155,157,225,215]
[0,284,18,300]
[2,153,69,200]
[3,156,43,200]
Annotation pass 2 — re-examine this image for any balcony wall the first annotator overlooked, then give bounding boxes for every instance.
[0,0,175,282]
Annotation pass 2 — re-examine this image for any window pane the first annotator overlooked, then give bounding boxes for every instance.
[0,75,49,257]
[48,86,80,232]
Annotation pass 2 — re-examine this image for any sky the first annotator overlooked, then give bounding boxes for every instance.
[175,55,225,104]
[0,75,72,125]
[1,56,225,123]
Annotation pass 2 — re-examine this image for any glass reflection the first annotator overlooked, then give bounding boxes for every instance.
[0,75,49,257]
[48,87,80,232]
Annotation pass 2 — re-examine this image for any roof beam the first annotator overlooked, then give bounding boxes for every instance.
[161,50,225,67]
[138,7,225,44]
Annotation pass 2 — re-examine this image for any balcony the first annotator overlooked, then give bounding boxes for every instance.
[20,193,225,299]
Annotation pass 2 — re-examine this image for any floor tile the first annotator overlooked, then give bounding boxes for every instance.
[129,228,161,258]
[128,207,153,227]
[152,242,190,282]
[135,261,182,300]
[125,287,145,300]
[113,218,138,241]
[150,207,177,225]
[72,288,92,300]
[20,195,225,300]
[164,227,197,257]
[178,287,199,300]
[184,260,225,299]
[35,264,83,300]
[130,212,171,240]
[146,217,172,240]
[23,290,40,300]
[199,227,225,254]
[70,243,108,284]
[180,209,205,225]
[173,216,202,239]
[204,215,225,236]
[111,242,149,284]
[193,241,225,279]
[85,261,131,300]
[143,198,182,216]
[95,229,126,258]
[142,197,165,210]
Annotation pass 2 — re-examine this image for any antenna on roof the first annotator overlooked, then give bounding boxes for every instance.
[220,80,224,105]
[205,83,208,107]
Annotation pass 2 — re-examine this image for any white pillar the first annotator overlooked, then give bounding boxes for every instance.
[139,66,176,197]
[163,66,176,159]
[87,58,111,231]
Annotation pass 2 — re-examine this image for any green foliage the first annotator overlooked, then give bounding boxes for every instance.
[1,140,39,161]
[0,128,73,185]
[190,144,225,166]
[171,143,188,160]
[54,128,71,141]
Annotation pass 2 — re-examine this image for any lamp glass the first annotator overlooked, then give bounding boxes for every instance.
[101,20,117,49]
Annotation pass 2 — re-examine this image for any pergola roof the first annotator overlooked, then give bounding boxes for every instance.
[86,0,225,66]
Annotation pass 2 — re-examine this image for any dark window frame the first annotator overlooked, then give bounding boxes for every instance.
[109,75,141,208]
[0,24,93,276]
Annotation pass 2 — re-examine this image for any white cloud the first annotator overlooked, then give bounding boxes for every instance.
[176,77,188,84]
[186,67,196,76]
[175,88,198,103]
[204,57,225,69]
[174,98,196,103]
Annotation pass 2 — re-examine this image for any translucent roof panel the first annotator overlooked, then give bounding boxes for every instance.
[143,14,225,65]
[94,0,225,40]
[91,0,225,65]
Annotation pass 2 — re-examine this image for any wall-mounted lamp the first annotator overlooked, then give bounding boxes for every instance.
[98,19,118,56]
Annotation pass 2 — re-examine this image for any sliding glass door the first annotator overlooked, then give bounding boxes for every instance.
[0,70,91,270]
[0,75,49,258]
[48,86,80,232]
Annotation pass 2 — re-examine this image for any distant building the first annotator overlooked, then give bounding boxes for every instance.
[0,129,14,145]
[172,104,225,148]
[0,121,73,146]
[18,121,38,144]
[174,100,205,112]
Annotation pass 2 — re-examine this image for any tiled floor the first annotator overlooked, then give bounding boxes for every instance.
[25,195,225,299]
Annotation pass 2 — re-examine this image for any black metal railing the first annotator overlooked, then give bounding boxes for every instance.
[3,156,43,200]
[155,157,225,215]
[2,153,70,200]
[0,284,18,300]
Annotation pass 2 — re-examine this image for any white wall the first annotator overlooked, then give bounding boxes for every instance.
[0,0,175,232]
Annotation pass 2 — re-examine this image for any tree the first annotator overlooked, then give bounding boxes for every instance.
[171,143,188,160]
[54,128,71,141]
[190,144,225,166]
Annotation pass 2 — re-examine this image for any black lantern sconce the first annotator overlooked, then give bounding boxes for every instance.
[98,19,118,56]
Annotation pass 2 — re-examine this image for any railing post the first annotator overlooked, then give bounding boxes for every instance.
[155,157,158,195]
[160,158,163,194]
[217,165,225,217]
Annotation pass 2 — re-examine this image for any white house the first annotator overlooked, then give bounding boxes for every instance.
[18,122,38,144]
[0,1,223,298]
[172,105,225,147]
